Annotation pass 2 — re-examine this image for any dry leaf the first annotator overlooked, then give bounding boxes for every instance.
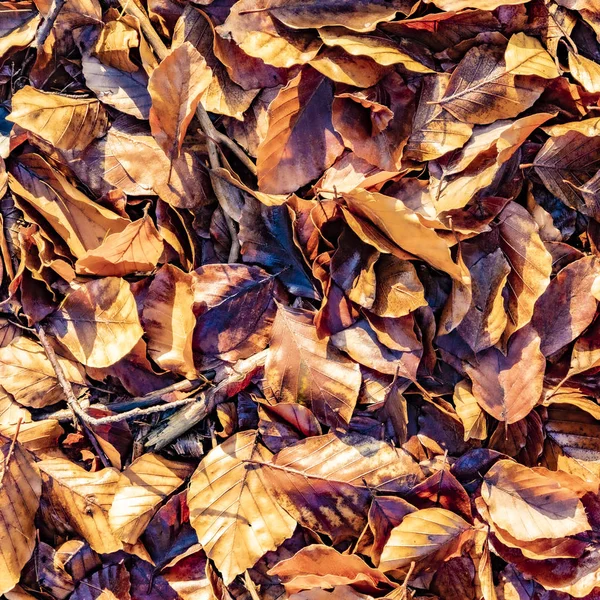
[0,336,85,408]
[265,304,361,428]
[38,458,123,553]
[76,215,164,276]
[464,327,545,424]
[188,430,297,584]
[142,265,197,378]
[481,459,590,542]
[109,453,193,544]
[257,67,344,194]
[0,435,42,595]
[48,277,144,368]
[379,508,471,574]
[8,86,108,151]
[148,42,212,158]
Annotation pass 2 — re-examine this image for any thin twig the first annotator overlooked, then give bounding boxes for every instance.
[35,0,67,49]
[34,323,110,466]
[1,417,22,480]
[33,324,212,426]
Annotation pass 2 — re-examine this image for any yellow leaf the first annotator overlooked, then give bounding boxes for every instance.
[481,460,590,542]
[47,277,144,368]
[0,435,42,595]
[7,86,108,151]
[505,33,560,79]
[75,215,164,276]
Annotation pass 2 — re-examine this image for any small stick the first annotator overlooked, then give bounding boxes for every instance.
[35,0,67,49]
[34,323,110,466]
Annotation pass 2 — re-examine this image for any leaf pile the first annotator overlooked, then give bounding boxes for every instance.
[2,0,600,598]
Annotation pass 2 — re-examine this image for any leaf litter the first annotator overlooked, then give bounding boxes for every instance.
[2,0,600,598]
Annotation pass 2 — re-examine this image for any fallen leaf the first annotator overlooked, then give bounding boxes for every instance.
[481,459,590,542]
[257,67,344,194]
[438,44,545,124]
[532,255,600,356]
[264,304,361,428]
[7,86,109,151]
[0,336,85,408]
[188,430,297,584]
[269,544,394,595]
[48,277,144,368]
[38,458,123,553]
[379,508,471,574]
[142,265,197,378]
[109,453,193,544]
[192,263,277,362]
[148,42,212,158]
[0,435,42,595]
[75,215,164,276]
[261,432,423,541]
[464,326,545,424]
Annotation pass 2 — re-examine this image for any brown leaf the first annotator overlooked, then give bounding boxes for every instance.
[7,86,109,151]
[0,435,42,595]
[405,75,473,163]
[188,430,297,584]
[319,27,434,72]
[108,453,193,544]
[192,263,277,362]
[173,7,259,120]
[75,215,164,276]
[453,381,487,442]
[142,264,197,378]
[372,255,427,318]
[457,248,510,353]
[481,459,591,542]
[261,431,423,541]
[504,32,560,79]
[533,130,600,216]
[331,317,421,378]
[269,544,394,595]
[0,336,85,408]
[438,44,545,124]
[257,67,344,194]
[82,54,152,120]
[379,508,471,574]
[148,42,212,158]
[48,277,144,368]
[38,458,123,553]
[343,189,470,284]
[332,73,414,171]
[464,326,545,424]
[310,47,389,88]
[532,255,600,356]
[497,202,553,339]
[260,0,414,32]
[264,304,361,428]
[8,153,130,259]
[216,0,322,69]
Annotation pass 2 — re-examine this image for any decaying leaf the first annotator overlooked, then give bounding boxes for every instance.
[0,434,42,595]
[257,67,344,194]
[7,86,109,151]
[2,0,600,595]
[188,430,296,584]
[265,304,361,428]
[464,327,545,424]
[481,460,590,542]
[148,42,212,158]
[47,277,144,368]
